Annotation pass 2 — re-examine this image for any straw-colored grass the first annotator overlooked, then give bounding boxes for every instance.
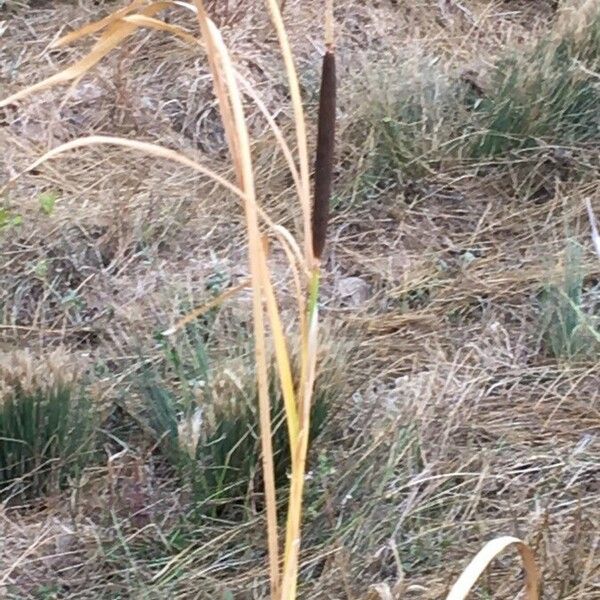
[1,1,598,599]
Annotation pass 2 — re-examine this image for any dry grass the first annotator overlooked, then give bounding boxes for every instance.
[1,0,599,598]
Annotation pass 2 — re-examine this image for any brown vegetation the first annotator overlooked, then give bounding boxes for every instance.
[0,1,598,598]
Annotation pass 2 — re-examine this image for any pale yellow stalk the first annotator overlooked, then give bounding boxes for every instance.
[262,2,335,598]
[264,0,313,265]
[197,14,281,598]
[280,301,319,599]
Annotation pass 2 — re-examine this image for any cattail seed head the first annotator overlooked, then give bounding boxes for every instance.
[312,49,336,261]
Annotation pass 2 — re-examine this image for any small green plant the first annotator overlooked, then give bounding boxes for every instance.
[0,349,95,500]
[38,191,58,216]
[540,241,600,359]
[0,206,23,230]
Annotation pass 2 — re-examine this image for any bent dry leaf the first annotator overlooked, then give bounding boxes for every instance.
[0,2,173,108]
[120,14,200,45]
[51,0,146,47]
[445,536,540,600]
[4,135,244,199]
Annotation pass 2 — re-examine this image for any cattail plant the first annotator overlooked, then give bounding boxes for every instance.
[0,1,335,596]
[0,1,540,598]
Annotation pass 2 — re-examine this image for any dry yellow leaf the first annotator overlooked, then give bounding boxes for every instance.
[0,2,173,107]
[51,0,146,48]
[446,536,540,600]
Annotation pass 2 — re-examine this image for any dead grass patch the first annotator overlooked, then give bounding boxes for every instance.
[0,0,598,598]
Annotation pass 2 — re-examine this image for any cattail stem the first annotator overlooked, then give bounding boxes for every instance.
[311,49,336,261]
[324,0,335,48]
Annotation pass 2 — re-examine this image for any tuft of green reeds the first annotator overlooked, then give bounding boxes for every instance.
[540,240,600,359]
[136,321,331,519]
[347,7,600,203]
[471,12,600,160]
[0,349,94,500]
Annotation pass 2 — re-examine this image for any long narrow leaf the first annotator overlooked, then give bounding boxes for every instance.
[197,13,282,597]
[0,136,243,199]
[193,1,242,183]
[257,246,300,451]
[264,0,313,264]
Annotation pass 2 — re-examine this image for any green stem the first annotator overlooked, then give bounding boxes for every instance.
[308,268,321,319]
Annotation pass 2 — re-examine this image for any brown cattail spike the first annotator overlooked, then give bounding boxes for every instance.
[312,49,336,260]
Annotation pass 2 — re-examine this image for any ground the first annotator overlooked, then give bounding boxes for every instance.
[0,0,599,599]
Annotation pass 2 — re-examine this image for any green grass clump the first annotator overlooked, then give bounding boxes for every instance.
[540,241,600,359]
[0,349,94,500]
[352,60,470,195]
[351,12,600,203]
[472,14,600,159]
[135,320,331,518]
